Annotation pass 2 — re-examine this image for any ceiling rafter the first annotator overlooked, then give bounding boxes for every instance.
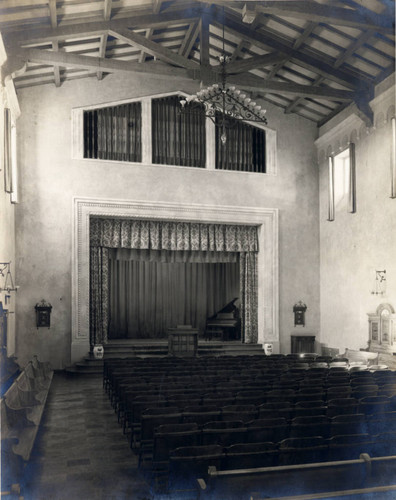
[97,33,108,80]
[178,20,200,57]
[219,7,370,90]
[139,29,154,63]
[48,0,57,29]
[223,52,286,73]
[285,29,376,115]
[3,7,203,46]
[52,40,61,87]
[104,0,112,21]
[10,45,357,102]
[195,0,394,33]
[108,27,200,69]
[255,1,394,34]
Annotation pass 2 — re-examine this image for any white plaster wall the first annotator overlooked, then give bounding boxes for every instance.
[319,88,396,352]
[0,91,16,357]
[15,72,319,368]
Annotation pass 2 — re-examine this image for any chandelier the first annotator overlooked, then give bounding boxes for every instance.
[180,10,267,145]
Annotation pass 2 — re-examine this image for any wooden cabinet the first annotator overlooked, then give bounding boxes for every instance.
[368,303,396,353]
[291,335,315,354]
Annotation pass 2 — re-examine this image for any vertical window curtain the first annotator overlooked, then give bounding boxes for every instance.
[90,218,259,345]
[152,96,206,167]
[84,102,142,162]
[108,259,239,339]
[215,113,266,173]
[4,108,12,193]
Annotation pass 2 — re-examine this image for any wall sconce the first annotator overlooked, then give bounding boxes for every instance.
[0,262,19,293]
[293,301,307,327]
[35,300,52,328]
[371,270,386,295]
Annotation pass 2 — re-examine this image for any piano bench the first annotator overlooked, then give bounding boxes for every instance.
[204,328,224,341]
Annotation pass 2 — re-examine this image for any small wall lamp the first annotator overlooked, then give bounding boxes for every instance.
[371,270,386,295]
[0,262,19,293]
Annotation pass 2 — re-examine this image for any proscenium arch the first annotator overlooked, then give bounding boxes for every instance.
[71,197,279,363]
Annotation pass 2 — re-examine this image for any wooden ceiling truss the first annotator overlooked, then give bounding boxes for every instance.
[0,0,394,125]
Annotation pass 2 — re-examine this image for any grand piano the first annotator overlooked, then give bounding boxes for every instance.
[205,298,241,341]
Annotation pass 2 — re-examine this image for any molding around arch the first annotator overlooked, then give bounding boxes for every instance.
[71,197,279,363]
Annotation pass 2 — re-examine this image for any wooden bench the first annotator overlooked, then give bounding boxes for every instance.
[340,349,380,366]
[197,454,396,499]
[1,356,53,495]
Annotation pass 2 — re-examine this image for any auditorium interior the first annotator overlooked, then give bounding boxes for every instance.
[1,0,396,498]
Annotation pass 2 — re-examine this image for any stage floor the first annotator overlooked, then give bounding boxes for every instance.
[107,338,246,345]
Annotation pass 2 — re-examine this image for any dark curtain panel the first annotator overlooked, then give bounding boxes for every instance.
[152,95,206,167]
[84,102,142,162]
[108,258,239,339]
[215,113,266,173]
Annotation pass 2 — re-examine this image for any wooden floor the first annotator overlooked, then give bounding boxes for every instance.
[24,373,153,500]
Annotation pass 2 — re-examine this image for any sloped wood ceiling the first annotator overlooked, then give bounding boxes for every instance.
[0,0,394,125]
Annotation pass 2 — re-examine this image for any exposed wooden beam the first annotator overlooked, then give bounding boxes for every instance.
[285,30,375,114]
[255,1,394,35]
[12,46,357,102]
[230,15,262,62]
[242,3,256,24]
[108,27,199,69]
[178,20,200,57]
[225,72,356,101]
[103,0,112,21]
[354,99,374,126]
[139,29,153,63]
[264,21,316,80]
[4,7,202,45]
[97,33,108,80]
[48,0,57,29]
[222,52,286,73]
[153,0,162,14]
[293,21,316,51]
[12,47,193,79]
[220,8,368,90]
[52,40,61,87]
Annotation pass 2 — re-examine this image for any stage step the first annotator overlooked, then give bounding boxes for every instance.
[65,341,264,375]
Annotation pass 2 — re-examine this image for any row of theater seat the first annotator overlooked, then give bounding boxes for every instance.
[153,432,396,492]
[104,357,396,493]
[140,411,396,463]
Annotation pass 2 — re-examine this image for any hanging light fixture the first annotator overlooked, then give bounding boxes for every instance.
[371,270,386,295]
[0,262,19,293]
[180,8,267,145]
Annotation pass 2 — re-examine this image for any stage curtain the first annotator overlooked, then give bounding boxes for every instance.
[90,218,259,345]
[108,258,239,339]
[90,218,258,252]
[152,95,206,167]
[109,248,238,263]
[90,247,109,345]
[240,252,258,343]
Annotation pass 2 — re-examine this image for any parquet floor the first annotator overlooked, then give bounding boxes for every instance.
[24,373,153,500]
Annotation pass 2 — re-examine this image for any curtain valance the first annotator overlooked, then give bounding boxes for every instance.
[90,218,258,252]
[108,248,238,263]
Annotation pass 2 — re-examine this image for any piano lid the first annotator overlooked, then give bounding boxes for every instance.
[207,298,238,320]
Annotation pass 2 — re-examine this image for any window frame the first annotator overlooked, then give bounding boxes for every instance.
[72,91,277,175]
[327,143,356,221]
